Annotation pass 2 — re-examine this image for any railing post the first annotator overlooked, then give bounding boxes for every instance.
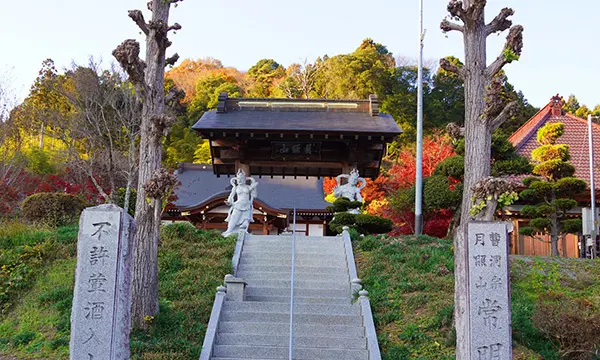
[199,285,227,360]
[224,274,246,301]
[359,290,382,360]
[288,207,297,360]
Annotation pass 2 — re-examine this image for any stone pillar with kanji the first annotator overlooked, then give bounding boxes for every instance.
[467,222,512,360]
[69,204,135,360]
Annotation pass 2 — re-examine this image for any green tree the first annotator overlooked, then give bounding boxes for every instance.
[390,174,463,217]
[247,59,285,98]
[518,122,587,256]
[188,73,241,121]
[562,94,580,114]
[193,140,211,164]
[427,56,465,128]
[575,105,591,118]
[165,73,241,168]
[18,59,74,149]
[314,39,395,100]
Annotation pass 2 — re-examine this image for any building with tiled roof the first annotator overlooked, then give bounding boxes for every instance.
[506,95,599,258]
[163,163,333,236]
[509,94,600,188]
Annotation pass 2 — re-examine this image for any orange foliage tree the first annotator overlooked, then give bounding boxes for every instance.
[166,58,245,103]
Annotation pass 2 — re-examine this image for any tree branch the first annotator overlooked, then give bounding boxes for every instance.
[165,53,179,67]
[485,25,524,79]
[441,19,464,33]
[439,57,465,79]
[128,10,149,35]
[485,7,514,36]
[446,122,465,139]
[447,0,466,22]
[165,86,185,106]
[490,101,518,131]
[112,39,147,92]
[168,23,182,32]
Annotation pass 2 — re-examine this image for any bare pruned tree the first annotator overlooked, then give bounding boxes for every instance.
[440,1,523,357]
[112,0,183,329]
[53,61,141,207]
[0,69,27,214]
[278,58,322,99]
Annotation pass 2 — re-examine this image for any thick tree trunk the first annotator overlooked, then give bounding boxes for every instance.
[454,6,491,359]
[130,1,171,329]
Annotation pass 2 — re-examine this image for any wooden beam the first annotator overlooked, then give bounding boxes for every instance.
[211,139,238,147]
[245,160,344,168]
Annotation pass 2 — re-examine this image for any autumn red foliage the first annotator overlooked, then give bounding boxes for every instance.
[0,168,104,216]
[323,132,456,237]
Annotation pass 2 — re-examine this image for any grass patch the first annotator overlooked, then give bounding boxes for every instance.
[355,234,455,359]
[0,220,77,314]
[0,222,234,360]
[356,234,600,359]
[129,223,234,360]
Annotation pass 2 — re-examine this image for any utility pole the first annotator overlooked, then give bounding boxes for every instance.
[588,114,597,258]
[415,0,425,235]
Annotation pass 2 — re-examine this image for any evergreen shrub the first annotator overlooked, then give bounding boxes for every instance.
[329,212,393,235]
[22,193,87,227]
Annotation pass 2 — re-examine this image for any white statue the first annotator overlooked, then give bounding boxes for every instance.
[222,169,258,237]
[333,169,367,214]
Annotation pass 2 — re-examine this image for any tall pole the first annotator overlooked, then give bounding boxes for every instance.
[415,0,424,235]
[588,114,597,258]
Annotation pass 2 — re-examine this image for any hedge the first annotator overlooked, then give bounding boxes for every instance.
[329,212,393,235]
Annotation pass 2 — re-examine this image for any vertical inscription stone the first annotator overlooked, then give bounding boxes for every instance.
[70,204,135,360]
[468,222,512,360]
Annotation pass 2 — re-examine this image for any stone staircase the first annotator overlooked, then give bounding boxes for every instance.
[200,233,380,360]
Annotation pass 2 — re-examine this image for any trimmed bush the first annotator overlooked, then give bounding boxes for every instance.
[329,212,393,235]
[326,197,363,213]
[22,193,87,227]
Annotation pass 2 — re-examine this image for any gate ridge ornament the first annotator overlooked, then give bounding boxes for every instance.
[223,169,258,237]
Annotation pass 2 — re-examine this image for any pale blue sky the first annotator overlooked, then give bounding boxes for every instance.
[1,0,598,108]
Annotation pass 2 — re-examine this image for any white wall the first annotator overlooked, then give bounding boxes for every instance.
[308,223,324,236]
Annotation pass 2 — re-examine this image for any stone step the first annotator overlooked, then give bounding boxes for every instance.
[241,251,346,260]
[246,286,349,299]
[218,321,365,337]
[220,311,362,326]
[244,241,343,248]
[249,235,340,241]
[244,237,344,246]
[236,264,348,275]
[222,301,360,316]
[235,271,349,282]
[246,295,350,304]
[213,344,368,360]
[242,245,345,254]
[215,333,367,349]
[244,279,349,290]
[239,257,347,268]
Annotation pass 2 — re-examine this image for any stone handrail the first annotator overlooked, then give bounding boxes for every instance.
[199,285,227,360]
[358,290,382,360]
[342,226,381,360]
[342,226,362,295]
[232,231,248,276]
